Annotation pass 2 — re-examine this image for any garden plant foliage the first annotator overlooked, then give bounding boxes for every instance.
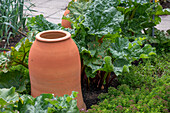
[85,54,170,113]
[0,87,79,113]
[64,0,164,88]
[0,0,169,112]
[0,0,33,48]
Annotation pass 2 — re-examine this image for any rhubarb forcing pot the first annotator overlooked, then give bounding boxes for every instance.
[61,0,77,28]
[61,9,72,28]
[28,30,86,110]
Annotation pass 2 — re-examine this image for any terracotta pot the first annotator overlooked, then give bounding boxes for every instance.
[61,9,72,28]
[28,30,86,110]
[61,0,77,28]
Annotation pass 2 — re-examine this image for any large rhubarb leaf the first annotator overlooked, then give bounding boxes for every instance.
[0,87,19,107]
[113,58,131,75]
[20,94,53,113]
[81,41,110,78]
[66,0,91,22]
[46,91,79,113]
[83,0,124,37]
[118,0,170,37]
[108,37,156,75]
[0,67,29,93]
[0,87,79,113]
[27,15,74,34]
[27,14,62,32]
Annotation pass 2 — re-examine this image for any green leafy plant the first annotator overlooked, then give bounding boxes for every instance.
[87,81,169,113]
[117,0,170,37]
[0,0,33,48]
[84,54,170,112]
[146,28,170,54]
[27,14,74,33]
[27,14,62,32]
[0,65,29,93]
[0,37,33,72]
[64,0,156,89]
[0,87,79,113]
[118,53,170,89]
[77,0,92,2]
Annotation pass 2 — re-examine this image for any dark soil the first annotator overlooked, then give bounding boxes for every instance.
[160,1,170,8]
[81,75,120,109]
[0,35,24,52]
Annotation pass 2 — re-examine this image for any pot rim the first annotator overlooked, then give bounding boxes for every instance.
[35,30,71,42]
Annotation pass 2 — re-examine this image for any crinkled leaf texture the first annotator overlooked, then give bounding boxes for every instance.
[9,38,32,69]
[80,37,155,77]
[83,0,124,37]
[66,0,91,22]
[108,37,156,75]
[27,14,75,34]
[0,69,29,93]
[0,87,79,113]
[0,87,19,104]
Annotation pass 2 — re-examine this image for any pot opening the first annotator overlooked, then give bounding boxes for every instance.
[40,31,67,39]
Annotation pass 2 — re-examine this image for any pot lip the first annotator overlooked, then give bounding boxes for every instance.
[35,30,71,42]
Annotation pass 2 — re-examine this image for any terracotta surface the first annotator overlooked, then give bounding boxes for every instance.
[28,30,86,110]
[61,9,72,28]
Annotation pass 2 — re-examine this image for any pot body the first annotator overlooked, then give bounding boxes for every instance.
[61,0,77,28]
[61,9,72,28]
[28,30,86,110]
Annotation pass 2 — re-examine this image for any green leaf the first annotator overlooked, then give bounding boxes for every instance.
[72,91,78,98]
[0,69,29,93]
[113,58,131,76]
[27,15,74,34]
[140,54,149,58]
[0,52,10,73]
[108,37,129,59]
[66,1,91,22]
[108,37,156,75]
[0,87,19,104]
[83,0,124,37]
[10,39,32,69]
[20,95,34,105]
[101,56,114,73]
[122,65,129,73]
[66,97,72,103]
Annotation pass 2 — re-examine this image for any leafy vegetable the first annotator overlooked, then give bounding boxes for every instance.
[27,14,75,34]
[0,68,29,93]
[65,0,157,89]
[0,87,79,113]
[0,0,32,48]
[117,0,170,37]
[83,0,124,37]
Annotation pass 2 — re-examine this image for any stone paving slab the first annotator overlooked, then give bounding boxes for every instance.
[25,0,170,31]
[156,15,170,31]
[25,0,70,24]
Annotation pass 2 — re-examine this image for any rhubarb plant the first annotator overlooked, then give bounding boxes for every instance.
[118,0,170,37]
[0,87,79,113]
[66,0,157,89]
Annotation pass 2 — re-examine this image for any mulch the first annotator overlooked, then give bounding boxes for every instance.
[81,76,120,109]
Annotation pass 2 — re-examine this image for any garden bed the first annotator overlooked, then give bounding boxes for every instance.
[0,0,170,112]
